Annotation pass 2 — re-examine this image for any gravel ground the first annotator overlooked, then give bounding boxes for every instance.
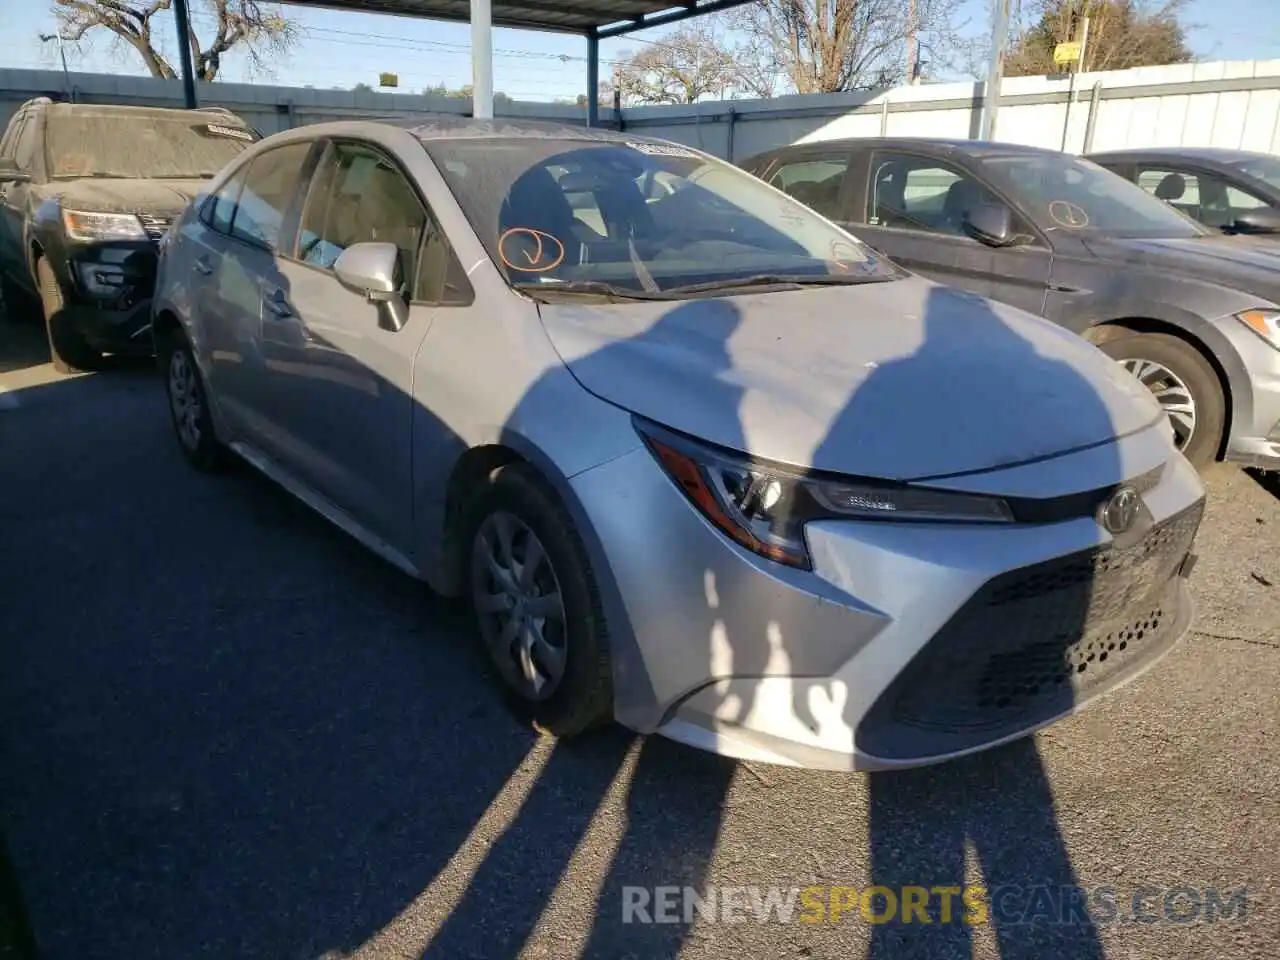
[1,318,1277,960]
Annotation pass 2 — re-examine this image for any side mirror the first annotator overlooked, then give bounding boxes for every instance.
[0,158,30,184]
[962,202,1016,247]
[1230,207,1280,236]
[333,241,409,332]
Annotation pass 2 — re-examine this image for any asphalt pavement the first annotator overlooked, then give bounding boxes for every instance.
[1,315,1278,960]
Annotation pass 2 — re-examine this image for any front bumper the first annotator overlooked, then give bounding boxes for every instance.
[63,242,159,354]
[1218,314,1280,470]
[570,421,1205,772]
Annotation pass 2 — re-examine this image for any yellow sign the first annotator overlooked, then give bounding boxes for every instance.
[1053,41,1082,64]
[379,72,399,88]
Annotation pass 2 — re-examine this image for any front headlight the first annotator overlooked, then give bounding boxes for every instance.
[1236,309,1280,350]
[637,419,1013,570]
[61,209,149,243]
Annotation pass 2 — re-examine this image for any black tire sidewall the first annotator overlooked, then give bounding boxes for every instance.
[1098,332,1225,469]
[160,329,225,472]
[37,257,102,374]
[461,464,613,736]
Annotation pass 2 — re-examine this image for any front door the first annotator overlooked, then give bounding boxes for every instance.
[853,151,1052,316]
[259,139,441,543]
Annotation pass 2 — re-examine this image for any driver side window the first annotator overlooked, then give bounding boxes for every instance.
[296,141,471,305]
[869,154,978,236]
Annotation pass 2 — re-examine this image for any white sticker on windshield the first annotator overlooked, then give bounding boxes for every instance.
[626,140,699,159]
[205,123,254,142]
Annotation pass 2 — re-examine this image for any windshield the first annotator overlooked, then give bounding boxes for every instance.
[1228,155,1280,193]
[423,137,900,295]
[45,111,257,180]
[982,153,1208,239]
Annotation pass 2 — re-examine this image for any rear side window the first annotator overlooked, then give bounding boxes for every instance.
[298,140,471,305]
[12,115,39,172]
[766,156,850,220]
[230,142,312,250]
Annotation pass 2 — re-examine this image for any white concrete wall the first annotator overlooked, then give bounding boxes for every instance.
[4,59,1280,164]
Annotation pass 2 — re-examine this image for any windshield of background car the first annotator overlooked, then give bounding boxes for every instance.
[423,137,899,292]
[981,153,1208,239]
[1227,155,1280,193]
[45,111,257,180]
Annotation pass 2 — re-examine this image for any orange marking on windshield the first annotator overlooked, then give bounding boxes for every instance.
[498,228,565,273]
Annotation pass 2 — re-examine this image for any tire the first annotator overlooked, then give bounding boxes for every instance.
[37,256,103,375]
[462,463,613,737]
[1097,331,1225,470]
[160,326,227,473]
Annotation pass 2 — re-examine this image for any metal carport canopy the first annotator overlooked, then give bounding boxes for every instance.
[169,0,758,125]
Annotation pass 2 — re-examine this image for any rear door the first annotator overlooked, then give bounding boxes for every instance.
[191,140,317,448]
[0,110,35,290]
[850,149,1053,315]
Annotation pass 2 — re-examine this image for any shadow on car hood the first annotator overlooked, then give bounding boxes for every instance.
[536,278,1163,481]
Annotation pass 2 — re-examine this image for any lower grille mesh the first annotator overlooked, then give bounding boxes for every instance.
[856,498,1204,760]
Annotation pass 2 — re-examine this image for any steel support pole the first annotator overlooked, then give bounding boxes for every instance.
[471,0,493,119]
[980,0,1011,140]
[587,32,600,128]
[173,0,198,108]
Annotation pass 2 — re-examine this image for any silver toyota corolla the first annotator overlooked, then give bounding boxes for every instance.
[152,118,1206,771]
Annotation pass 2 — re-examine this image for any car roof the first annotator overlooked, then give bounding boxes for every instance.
[371,116,664,146]
[40,100,251,126]
[745,136,1068,164]
[1087,145,1276,163]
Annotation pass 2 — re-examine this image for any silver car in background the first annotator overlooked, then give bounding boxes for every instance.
[152,119,1206,771]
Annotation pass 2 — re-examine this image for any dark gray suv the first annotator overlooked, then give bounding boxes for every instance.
[742,138,1280,472]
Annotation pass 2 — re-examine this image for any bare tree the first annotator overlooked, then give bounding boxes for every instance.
[53,0,297,82]
[611,22,740,104]
[1003,0,1192,76]
[731,0,967,93]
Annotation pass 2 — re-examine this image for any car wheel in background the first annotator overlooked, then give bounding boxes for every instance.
[463,463,613,737]
[36,257,104,375]
[1098,331,1224,469]
[160,327,226,472]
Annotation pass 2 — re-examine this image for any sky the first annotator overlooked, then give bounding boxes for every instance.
[1,0,1278,104]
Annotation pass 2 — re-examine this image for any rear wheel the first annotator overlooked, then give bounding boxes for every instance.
[1097,331,1224,469]
[161,327,226,472]
[37,257,103,375]
[462,464,613,737]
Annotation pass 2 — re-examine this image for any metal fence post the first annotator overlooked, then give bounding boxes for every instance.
[1082,81,1103,153]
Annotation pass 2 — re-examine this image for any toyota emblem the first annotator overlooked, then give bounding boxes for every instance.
[1101,486,1140,535]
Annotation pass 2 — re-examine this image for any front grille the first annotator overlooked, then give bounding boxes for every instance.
[137,214,173,240]
[856,498,1204,761]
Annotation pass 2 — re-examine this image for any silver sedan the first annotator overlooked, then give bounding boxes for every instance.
[152,118,1206,771]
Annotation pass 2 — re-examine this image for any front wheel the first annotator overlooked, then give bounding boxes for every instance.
[37,257,103,375]
[462,464,613,737]
[1098,331,1225,469]
[161,328,226,472]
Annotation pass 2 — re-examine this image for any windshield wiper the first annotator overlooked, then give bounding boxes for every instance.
[511,280,675,302]
[659,272,894,295]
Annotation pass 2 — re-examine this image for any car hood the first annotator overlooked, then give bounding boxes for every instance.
[536,278,1163,481]
[1083,234,1280,302]
[36,177,207,219]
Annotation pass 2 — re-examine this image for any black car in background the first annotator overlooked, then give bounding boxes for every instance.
[0,98,257,373]
[1089,146,1280,238]
[741,138,1280,472]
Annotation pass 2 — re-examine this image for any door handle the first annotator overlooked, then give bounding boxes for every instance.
[263,288,294,318]
[193,257,213,276]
